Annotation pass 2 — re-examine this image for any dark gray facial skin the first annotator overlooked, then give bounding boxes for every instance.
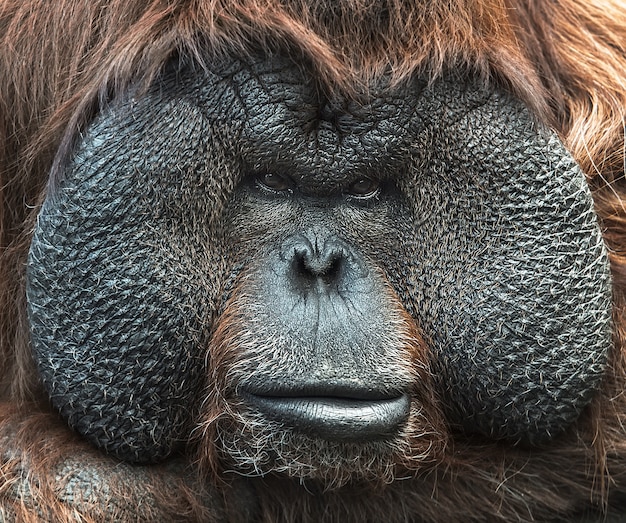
[26,53,612,465]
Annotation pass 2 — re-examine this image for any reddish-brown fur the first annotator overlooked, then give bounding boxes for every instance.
[1,0,626,521]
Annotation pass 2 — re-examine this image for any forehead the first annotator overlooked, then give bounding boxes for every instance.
[145,54,496,191]
[71,52,541,202]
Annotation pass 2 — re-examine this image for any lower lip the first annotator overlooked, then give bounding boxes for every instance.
[241,392,411,441]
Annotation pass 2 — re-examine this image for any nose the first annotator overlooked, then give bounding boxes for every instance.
[282,233,366,289]
[295,238,342,281]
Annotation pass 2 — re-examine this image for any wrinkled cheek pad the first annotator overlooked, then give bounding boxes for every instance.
[26,181,207,464]
[421,143,614,444]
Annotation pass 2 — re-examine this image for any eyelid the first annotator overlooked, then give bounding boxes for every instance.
[254,172,293,193]
[345,177,381,198]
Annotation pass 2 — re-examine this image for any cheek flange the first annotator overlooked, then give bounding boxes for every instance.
[26,165,207,463]
[405,86,614,444]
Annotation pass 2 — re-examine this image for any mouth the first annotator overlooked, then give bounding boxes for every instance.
[241,387,411,441]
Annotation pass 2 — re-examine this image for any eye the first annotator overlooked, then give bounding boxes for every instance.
[346,177,380,197]
[255,173,291,192]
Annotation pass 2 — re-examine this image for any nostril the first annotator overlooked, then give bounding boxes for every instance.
[293,247,344,282]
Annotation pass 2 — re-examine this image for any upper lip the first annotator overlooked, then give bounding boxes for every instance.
[240,383,404,401]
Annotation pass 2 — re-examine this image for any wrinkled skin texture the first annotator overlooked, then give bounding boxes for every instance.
[20,55,614,521]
